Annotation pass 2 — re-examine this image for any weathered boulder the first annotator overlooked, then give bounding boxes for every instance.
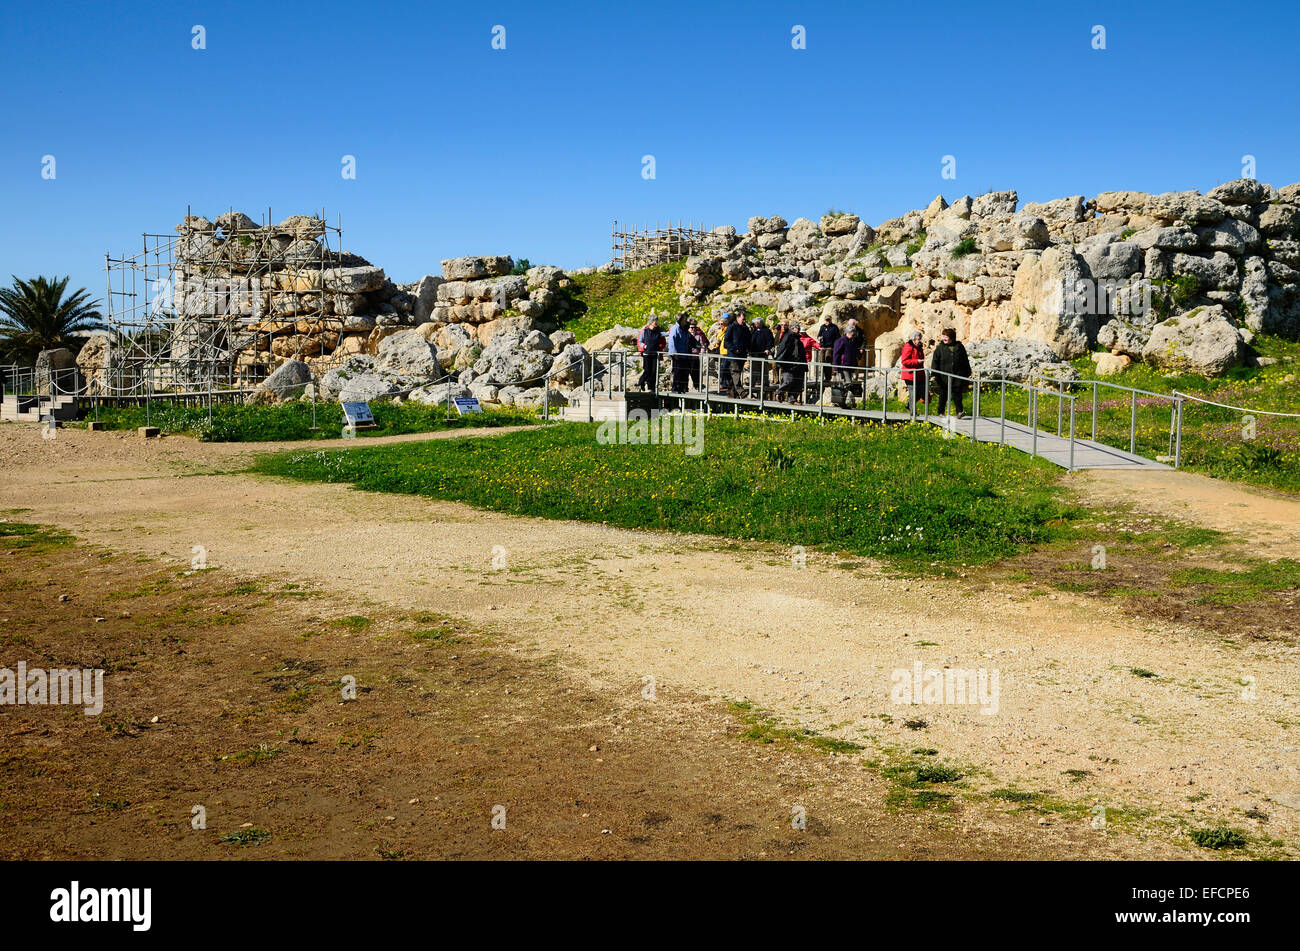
[1197,218,1262,255]
[258,358,311,400]
[441,255,514,281]
[1022,195,1087,222]
[966,337,1075,382]
[1259,203,1300,237]
[680,256,723,293]
[319,356,399,402]
[1142,305,1247,375]
[375,329,441,380]
[821,212,860,235]
[75,333,122,396]
[1079,233,1143,280]
[215,211,259,233]
[747,215,788,235]
[408,382,472,406]
[1091,352,1133,377]
[322,266,386,294]
[1171,251,1238,290]
[34,347,79,395]
[972,190,1019,218]
[583,323,641,350]
[1097,319,1151,359]
[548,343,591,386]
[1131,226,1199,252]
[1207,179,1276,205]
[980,213,1049,252]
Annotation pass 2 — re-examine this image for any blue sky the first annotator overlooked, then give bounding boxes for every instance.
[2,0,1298,308]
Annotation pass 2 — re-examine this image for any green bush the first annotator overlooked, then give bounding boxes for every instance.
[1188,825,1247,850]
[951,237,978,257]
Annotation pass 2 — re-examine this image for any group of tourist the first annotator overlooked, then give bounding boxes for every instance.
[634,309,974,415]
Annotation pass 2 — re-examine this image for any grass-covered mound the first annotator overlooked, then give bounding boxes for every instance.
[559,261,684,342]
[252,417,1080,566]
[84,401,536,442]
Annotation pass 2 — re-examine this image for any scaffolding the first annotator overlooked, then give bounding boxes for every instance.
[611,220,723,270]
[102,207,348,396]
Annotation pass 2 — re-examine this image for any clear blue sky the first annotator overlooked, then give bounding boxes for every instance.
[3,0,1298,309]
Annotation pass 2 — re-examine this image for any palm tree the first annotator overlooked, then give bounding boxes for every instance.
[0,275,106,365]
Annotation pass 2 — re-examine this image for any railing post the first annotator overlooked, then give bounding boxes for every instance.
[882,367,888,423]
[1174,396,1184,469]
[971,373,978,441]
[1091,381,1098,442]
[1069,397,1076,472]
[999,380,1006,446]
[1130,389,1138,456]
[1030,388,1038,458]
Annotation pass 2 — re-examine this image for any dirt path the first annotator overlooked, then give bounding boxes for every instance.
[1080,468,1300,559]
[2,424,1297,856]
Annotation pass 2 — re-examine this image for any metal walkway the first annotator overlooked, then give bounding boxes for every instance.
[559,387,1170,472]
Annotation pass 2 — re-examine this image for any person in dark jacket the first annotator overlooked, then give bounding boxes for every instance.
[748,317,774,397]
[667,313,694,393]
[816,314,840,386]
[687,317,707,390]
[931,327,973,417]
[636,313,665,391]
[773,321,807,402]
[723,313,751,397]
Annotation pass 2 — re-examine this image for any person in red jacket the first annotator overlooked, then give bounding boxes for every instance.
[900,330,926,414]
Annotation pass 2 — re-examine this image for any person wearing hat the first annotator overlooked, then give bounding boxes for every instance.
[931,327,973,417]
[900,330,926,414]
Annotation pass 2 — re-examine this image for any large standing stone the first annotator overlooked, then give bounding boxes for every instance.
[1006,246,1094,358]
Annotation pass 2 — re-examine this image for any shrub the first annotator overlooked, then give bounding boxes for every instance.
[951,237,978,257]
[1188,825,1247,850]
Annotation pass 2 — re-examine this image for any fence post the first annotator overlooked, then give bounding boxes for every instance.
[1030,388,1038,458]
[1130,389,1138,456]
[999,380,1006,446]
[1174,396,1184,469]
[1091,381,1098,441]
[1069,397,1076,472]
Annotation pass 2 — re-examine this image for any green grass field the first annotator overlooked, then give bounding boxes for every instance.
[82,400,536,442]
[252,417,1082,567]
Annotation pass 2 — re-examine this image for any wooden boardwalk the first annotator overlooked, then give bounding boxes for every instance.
[560,387,1169,472]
